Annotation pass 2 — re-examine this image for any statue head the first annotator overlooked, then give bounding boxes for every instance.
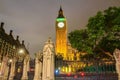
[43,38,54,53]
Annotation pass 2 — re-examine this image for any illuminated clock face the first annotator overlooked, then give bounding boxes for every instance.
[58,22,64,28]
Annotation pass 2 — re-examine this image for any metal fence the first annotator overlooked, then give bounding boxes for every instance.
[55,73,118,80]
[55,59,118,80]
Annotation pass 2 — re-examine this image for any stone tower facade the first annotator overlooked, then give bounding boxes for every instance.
[55,7,67,60]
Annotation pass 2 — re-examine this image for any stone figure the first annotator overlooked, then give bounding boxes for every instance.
[33,51,42,80]
[113,48,120,80]
[42,38,55,80]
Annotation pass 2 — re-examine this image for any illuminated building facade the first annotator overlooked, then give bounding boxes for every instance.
[55,7,80,61]
[0,22,29,79]
[55,7,82,73]
[55,7,68,60]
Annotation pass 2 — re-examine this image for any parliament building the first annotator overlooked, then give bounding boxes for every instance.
[55,7,85,73]
[55,7,81,61]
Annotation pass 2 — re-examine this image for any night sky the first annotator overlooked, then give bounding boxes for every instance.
[0,0,120,58]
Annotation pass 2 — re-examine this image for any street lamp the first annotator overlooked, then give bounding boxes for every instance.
[18,49,24,54]
[8,59,12,63]
[17,48,25,61]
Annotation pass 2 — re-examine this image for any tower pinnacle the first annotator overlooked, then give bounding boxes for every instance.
[57,6,64,18]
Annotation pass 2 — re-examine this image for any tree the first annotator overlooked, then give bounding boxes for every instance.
[68,7,120,60]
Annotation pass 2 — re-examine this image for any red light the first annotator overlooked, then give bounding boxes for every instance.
[30,68,34,71]
[80,72,85,77]
[74,75,77,78]
[67,73,71,76]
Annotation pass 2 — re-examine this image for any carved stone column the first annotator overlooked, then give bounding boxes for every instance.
[0,56,8,80]
[21,55,29,80]
[3,65,9,80]
[113,49,120,80]
[9,58,16,80]
[0,61,5,80]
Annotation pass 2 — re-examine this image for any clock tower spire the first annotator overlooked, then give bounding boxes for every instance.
[55,6,67,60]
[57,6,64,18]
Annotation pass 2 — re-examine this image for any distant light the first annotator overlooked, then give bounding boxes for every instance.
[67,73,71,76]
[58,67,61,70]
[13,45,16,49]
[30,68,34,71]
[62,68,65,72]
[65,67,68,72]
[68,67,71,72]
[74,75,77,79]
[80,72,85,77]
[18,49,24,54]
[55,69,59,74]
[17,68,21,73]
[9,59,12,63]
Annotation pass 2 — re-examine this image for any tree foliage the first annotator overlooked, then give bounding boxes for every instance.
[68,7,120,59]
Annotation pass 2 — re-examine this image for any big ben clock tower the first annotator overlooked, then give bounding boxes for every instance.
[55,7,67,60]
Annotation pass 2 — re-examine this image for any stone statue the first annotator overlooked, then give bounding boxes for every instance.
[33,51,42,80]
[42,38,55,80]
[113,48,120,80]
